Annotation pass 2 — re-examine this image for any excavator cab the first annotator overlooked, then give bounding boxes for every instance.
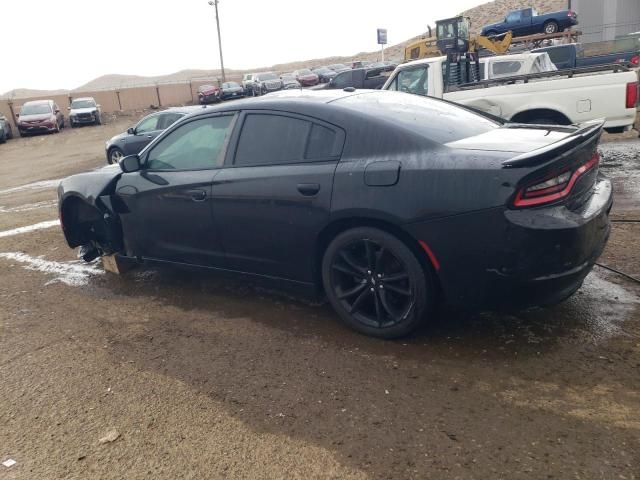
[436,16,480,89]
[436,16,470,54]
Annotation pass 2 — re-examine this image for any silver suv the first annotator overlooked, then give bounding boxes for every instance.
[69,97,102,127]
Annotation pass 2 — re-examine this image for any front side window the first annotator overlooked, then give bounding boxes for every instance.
[157,113,184,130]
[136,115,160,134]
[387,67,429,96]
[147,115,234,170]
[506,11,521,22]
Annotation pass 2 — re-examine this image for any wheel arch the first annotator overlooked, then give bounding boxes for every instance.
[510,108,572,125]
[60,194,103,247]
[314,215,441,295]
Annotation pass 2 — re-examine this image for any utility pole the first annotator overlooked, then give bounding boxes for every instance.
[208,0,226,83]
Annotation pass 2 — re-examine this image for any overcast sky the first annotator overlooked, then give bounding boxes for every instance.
[1,0,484,93]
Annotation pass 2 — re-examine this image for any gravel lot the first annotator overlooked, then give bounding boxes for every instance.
[0,117,639,479]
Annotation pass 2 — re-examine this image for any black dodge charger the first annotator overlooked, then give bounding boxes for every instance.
[58,90,611,338]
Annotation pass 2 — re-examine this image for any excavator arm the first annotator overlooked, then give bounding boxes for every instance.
[470,31,513,54]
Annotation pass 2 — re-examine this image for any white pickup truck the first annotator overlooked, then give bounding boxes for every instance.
[382,56,638,133]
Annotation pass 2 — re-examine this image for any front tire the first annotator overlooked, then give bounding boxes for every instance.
[108,147,124,164]
[322,227,434,339]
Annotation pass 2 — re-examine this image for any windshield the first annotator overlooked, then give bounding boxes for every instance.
[20,103,52,115]
[281,75,296,81]
[297,69,312,75]
[257,73,278,81]
[70,99,96,109]
[223,82,240,88]
[330,64,347,70]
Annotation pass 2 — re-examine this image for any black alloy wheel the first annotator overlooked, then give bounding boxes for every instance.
[322,227,434,338]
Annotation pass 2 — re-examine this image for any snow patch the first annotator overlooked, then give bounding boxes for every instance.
[0,200,57,214]
[0,220,60,238]
[0,252,102,286]
[0,179,61,196]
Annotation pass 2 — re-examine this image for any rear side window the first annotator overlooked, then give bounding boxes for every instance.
[235,114,310,166]
[234,114,342,166]
[332,71,353,89]
[306,124,339,159]
[491,61,524,76]
[546,47,572,65]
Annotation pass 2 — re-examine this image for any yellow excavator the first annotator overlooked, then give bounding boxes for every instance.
[403,16,513,62]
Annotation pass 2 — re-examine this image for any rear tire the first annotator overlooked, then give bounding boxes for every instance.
[544,21,559,34]
[322,227,435,339]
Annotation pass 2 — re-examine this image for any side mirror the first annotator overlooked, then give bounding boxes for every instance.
[55,109,60,114]
[96,104,101,108]
[127,127,135,135]
[15,114,19,119]
[67,106,71,110]
[120,155,141,173]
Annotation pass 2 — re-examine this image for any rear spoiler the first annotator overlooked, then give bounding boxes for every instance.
[502,119,604,167]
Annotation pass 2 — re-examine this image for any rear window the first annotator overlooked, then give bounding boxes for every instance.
[545,47,572,65]
[337,91,499,144]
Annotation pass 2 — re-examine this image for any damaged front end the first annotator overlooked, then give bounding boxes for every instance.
[57,165,126,262]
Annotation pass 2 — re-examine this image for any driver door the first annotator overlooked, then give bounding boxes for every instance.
[116,113,237,267]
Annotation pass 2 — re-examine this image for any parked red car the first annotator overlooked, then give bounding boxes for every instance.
[16,100,65,136]
[293,69,319,87]
[197,85,221,104]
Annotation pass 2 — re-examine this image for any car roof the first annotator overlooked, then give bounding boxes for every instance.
[180,89,452,120]
[72,97,95,102]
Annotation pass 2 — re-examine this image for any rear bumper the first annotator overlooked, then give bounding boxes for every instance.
[406,174,613,310]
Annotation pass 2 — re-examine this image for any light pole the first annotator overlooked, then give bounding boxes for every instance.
[208,0,226,83]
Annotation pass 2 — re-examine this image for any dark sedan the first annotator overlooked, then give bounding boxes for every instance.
[312,66,337,83]
[0,114,14,143]
[104,107,199,164]
[281,74,301,89]
[58,90,611,339]
[220,81,245,100]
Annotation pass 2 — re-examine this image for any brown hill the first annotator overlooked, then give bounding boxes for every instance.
[1,0,566,97]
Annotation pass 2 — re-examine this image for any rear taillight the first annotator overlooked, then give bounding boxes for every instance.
[630,55,640,66]
[626,82,638,109]
[513,153,600,208]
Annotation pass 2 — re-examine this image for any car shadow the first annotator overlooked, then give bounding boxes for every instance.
[94,263,640,477]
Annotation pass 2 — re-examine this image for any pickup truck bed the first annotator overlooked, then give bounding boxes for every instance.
[382,57,638,134]
[533,43,640,70]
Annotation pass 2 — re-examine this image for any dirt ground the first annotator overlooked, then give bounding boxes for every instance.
[0,117,639,480]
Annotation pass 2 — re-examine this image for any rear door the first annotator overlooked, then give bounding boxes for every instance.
[211,111,345,282]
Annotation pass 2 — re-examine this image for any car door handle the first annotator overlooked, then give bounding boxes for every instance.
[146,134,154,139]
[297,183,320,196]
[187,189,207,202]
